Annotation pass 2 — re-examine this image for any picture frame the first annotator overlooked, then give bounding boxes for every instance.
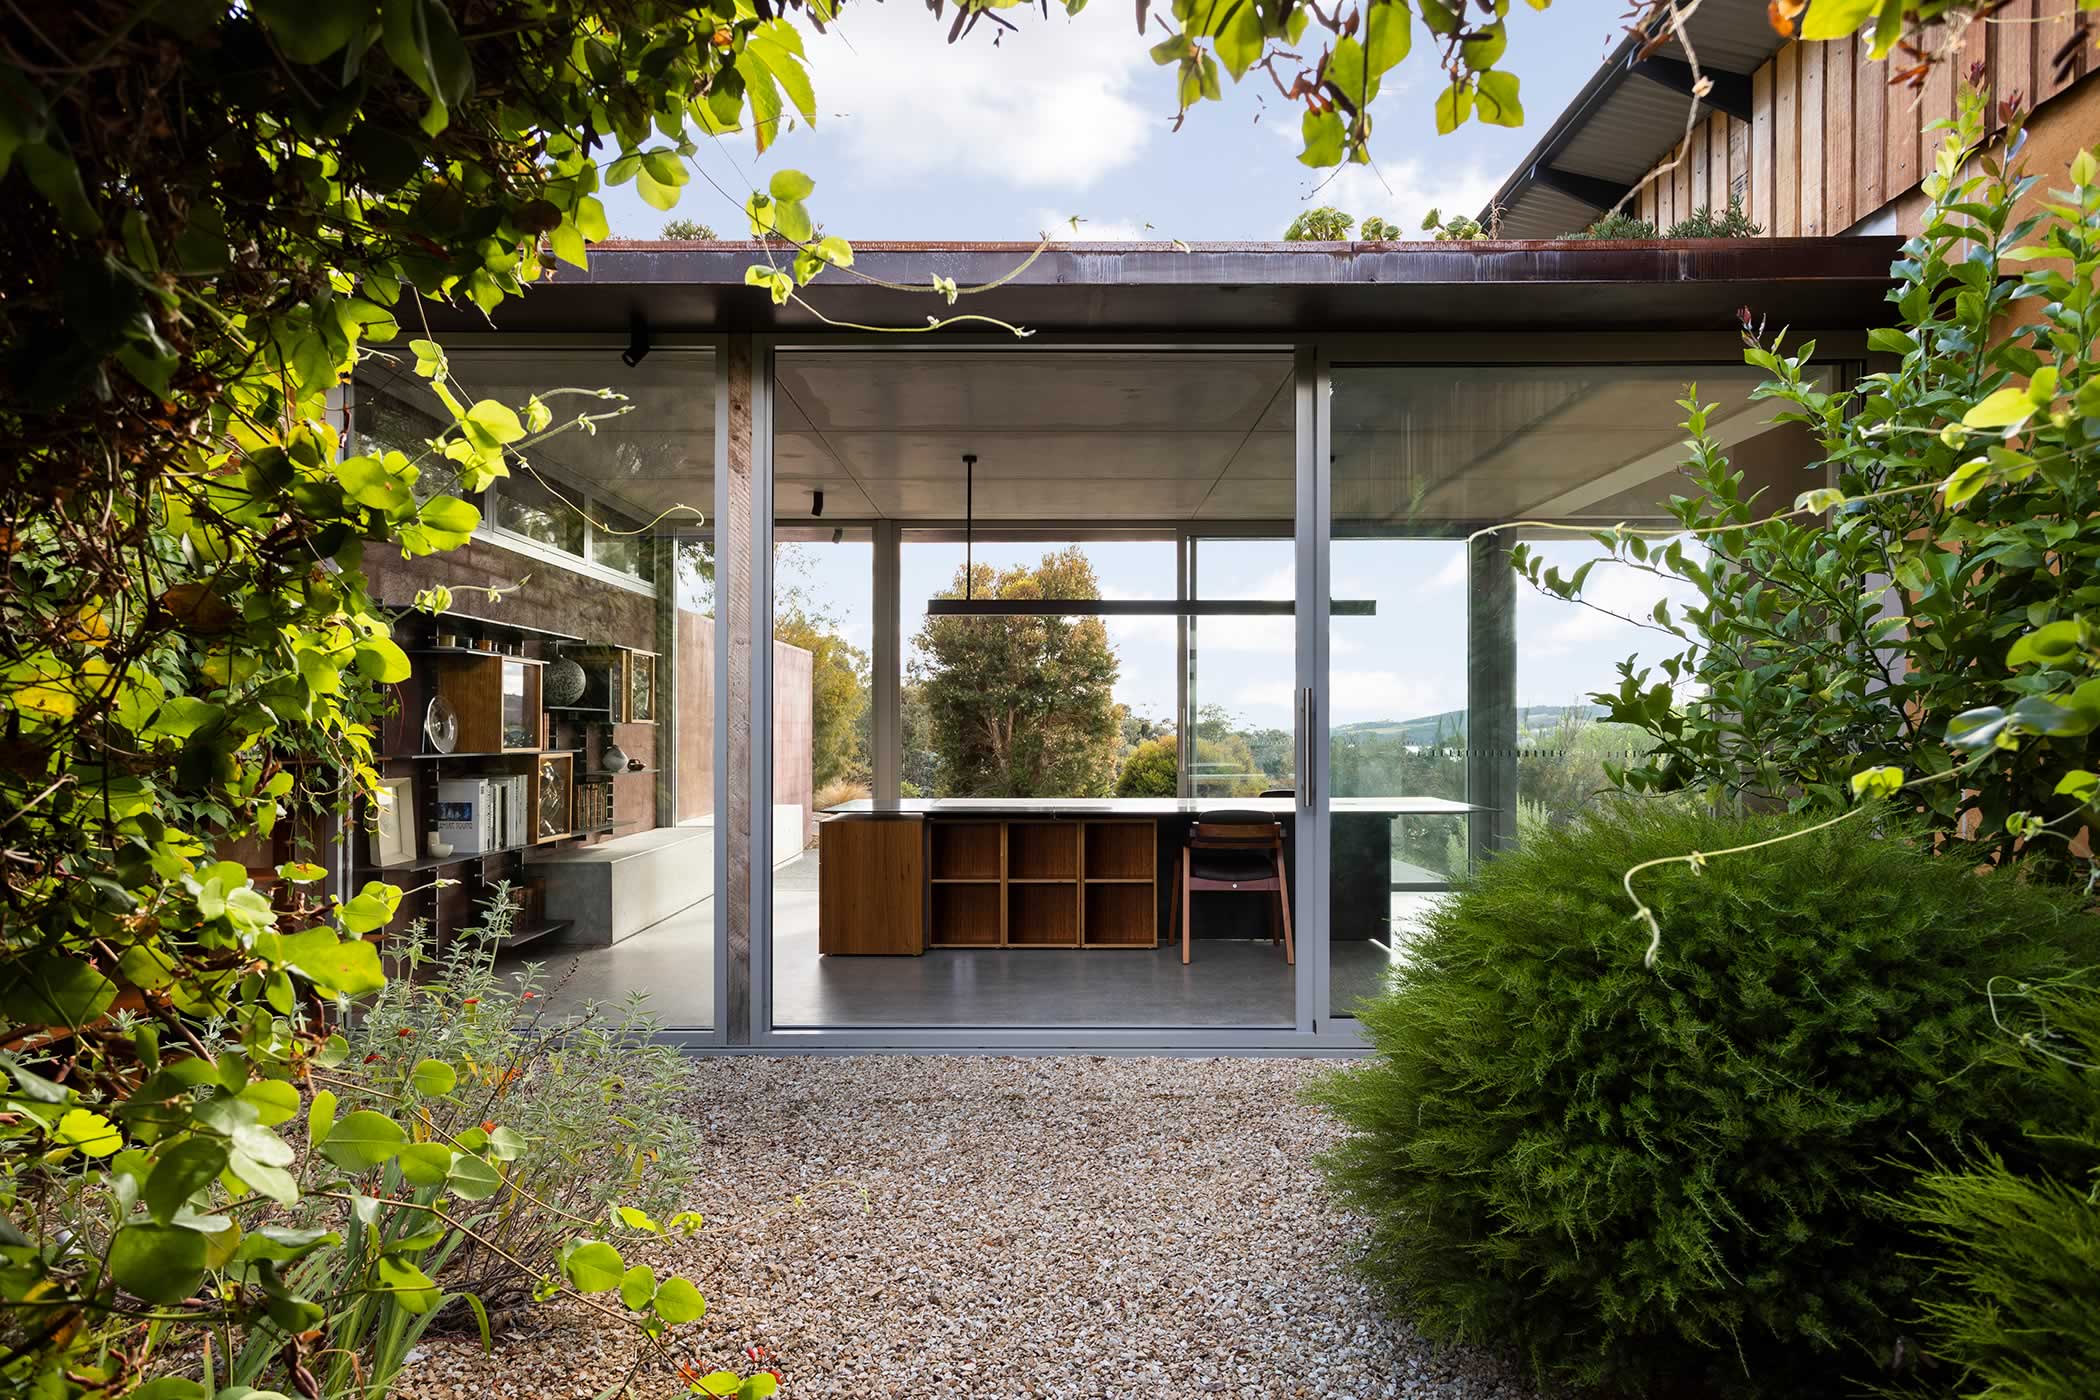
[369,774,417,866]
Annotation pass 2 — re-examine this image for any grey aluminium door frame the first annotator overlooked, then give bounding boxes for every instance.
[741,333,1358,1052]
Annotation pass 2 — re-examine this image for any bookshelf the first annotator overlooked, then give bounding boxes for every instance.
[354,607,646,951]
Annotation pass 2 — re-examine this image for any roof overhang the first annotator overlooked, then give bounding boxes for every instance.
[1480,3,1792,239]
[426,238,1901,338]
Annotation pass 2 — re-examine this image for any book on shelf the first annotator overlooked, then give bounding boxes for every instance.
[435,777,492,854]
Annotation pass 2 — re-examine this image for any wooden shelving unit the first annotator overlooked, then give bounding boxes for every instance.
[1082,820,1158,947]
[916,817,1156,950]
[354,606,646,954]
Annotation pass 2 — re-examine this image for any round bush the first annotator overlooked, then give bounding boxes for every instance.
[1308,802,2100,1397]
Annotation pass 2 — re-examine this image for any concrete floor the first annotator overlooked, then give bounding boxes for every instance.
[505,850,1435,1031]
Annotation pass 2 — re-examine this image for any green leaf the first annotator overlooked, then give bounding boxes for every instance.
[1298,107,1345,168]
[238,1078,301,1128]
[619,1263,657,1311]
[1849,765,1905,801]
[145,1138,230,1222]
[2054,770,2099,804]
[464,399,525,444]
[740,1376,779,1400]
[768,168,815,201]
[2007,620,2085,668]
[1802,0,1878,40]
[3,954,118,1028]
[445,1151,502,1200]
[1962,386,2035,429]
[319,1109,408,1169]
[396,1141,454,1187]
[55,1107,123,1157]
[1364,0,1411,75]
[375,1255,440,1313]
[277,861,327,883]
[1460,19,1507,69]
[616,1205,662,1233]
[308,1089,338,1147]
[1942,458,1992,508]
[111,1223,209,1304]
[410,1058,457,1096]
[129,1381,208,1400]
[1474,70,1523,127]
[561,1240,626,1293]
[1435,81,1474,135]
[487,1124,527,1160]
[1946,706,2009,750]
[652,1275,707,1323]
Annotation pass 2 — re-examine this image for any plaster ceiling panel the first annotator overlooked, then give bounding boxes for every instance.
[866,475,1218,520]
[774,351,1291,435]
[825,430,1248,485]
[774,476,879,519]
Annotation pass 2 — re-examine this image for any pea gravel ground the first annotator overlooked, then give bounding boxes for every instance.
[399,1056,1543,1400]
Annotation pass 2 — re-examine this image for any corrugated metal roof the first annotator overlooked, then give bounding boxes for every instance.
[1483,0,1788,238]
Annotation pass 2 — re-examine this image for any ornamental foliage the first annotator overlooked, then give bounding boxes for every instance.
[0,4,832,1397]
[1518,93,2100,876]
[1893,980,2100,1400]
[1308,801,2100,1396]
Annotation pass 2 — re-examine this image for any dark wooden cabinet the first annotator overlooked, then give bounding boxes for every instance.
[817,818,927,955]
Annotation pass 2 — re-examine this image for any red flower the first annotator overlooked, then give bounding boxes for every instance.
[396,1027,414,1037]
[481,1119,496,1134]
[362,1052,381,1063]
[462,997,480,1006]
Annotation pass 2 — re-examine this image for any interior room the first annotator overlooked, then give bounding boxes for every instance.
[350,346,723,1030]
[763,348,1810,1030]
[350,341,1820,1035]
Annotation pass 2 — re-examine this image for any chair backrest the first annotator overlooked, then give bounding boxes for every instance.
[1191,810,1282,846]
[1258,787,1295,798]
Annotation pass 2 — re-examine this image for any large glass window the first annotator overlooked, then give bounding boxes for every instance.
[768,348,1301,1030]
[350,347,717,1032]
[1324,360,1819,1022]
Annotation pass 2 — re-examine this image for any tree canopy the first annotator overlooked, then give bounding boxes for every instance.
[912,548,1122,797]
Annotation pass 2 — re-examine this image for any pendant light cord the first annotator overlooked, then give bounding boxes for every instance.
[962,453,976,602]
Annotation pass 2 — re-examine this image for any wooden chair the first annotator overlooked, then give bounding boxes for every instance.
[1169,810,1294,967]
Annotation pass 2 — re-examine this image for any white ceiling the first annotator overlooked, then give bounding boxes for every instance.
[360,348,1802,528]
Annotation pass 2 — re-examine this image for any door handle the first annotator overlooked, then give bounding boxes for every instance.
[1298,687,1315,809]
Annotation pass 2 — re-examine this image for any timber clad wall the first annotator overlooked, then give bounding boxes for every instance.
[1633,5,2094,238]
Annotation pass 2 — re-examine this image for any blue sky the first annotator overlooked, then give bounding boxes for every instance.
[694,7,1702,738]
[598,3,1633,243]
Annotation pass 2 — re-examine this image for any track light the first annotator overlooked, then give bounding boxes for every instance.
[621,311,651,367]
[831,527,844,545]
[811,489,824,518]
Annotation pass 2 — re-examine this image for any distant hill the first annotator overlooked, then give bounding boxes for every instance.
[1334,704,1609,746]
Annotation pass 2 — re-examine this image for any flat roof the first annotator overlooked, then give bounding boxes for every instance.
[431,237,1902,337]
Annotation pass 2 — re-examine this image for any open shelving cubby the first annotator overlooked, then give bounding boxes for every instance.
[1007,822,1078,881]
[1081,819,1158,947]
[1006,883,1079,946]
[929,821,1001,882]
[930,883,1001,947]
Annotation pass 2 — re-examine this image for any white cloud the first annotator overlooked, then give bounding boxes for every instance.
[1032,210,1155,241]
[808,7,1154,190]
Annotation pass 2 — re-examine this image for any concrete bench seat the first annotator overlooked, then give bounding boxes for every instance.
[525,806,806,947]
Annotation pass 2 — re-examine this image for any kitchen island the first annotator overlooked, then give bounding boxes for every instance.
[816,796,1477,955]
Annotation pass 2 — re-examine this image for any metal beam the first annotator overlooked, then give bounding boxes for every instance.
[1629,55,1754,121]
[924,598,1376,617]
[1532,163,1636,213]
[871,519,900,800]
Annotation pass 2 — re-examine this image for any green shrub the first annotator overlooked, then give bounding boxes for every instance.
[1667,198,1763,237]
[1567,210,1658,239]
[1893,981,2100,1399]
[328,890,708,1322]
[1308,802,2100,1397]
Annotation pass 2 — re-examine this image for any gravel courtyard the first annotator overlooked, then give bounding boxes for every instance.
[401,1056,1542,1400]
